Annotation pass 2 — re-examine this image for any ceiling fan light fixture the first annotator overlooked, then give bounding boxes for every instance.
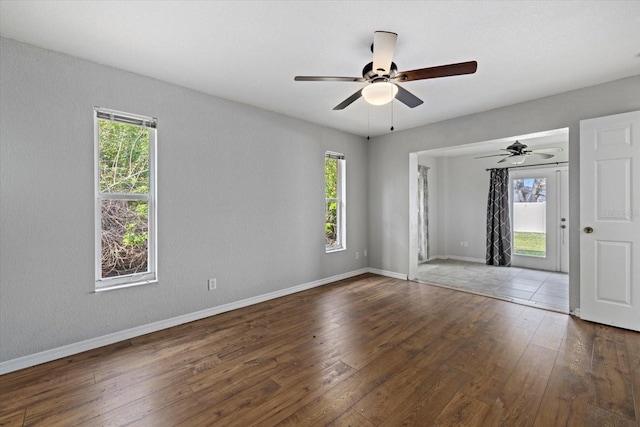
[509,154,527,165]
[362,82,398,106]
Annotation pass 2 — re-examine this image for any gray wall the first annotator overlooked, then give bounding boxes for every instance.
[367,74,640,311]
[0,38,369,363]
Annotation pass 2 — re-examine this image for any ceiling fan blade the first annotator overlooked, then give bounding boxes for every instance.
[529,152,555,160]
[333,88,363,110]
[372,31,398,76]
[295,76,366,82]
[394,61,478,82]
[474,153,510,159]
[531,147,563,153]
[395,85,423,108]
[497,157,509,163]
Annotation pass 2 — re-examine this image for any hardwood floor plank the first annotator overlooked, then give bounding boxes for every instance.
[458,322,536,405]
[443,297,508,340]
[76,381,194,427]
[230,360,355,425]
[512,306,547,331]
[624,329,640,424]
[433,391,493,426]
[186,354,280,393]
[180,377,281,426]
[22,365,196,426]
[445,332,502,375]
[624,330,640,373]
[272,345,412,426]
[1,274,638,427]
[496,343,557,426]
[589,336,636,420]
[533,318,596,427]
[530,310,569,351]
[234,362,355,425]
[585,403,637,427]
[378,363,471,426]
[0,371,95,417]
[327,408,376,427]
[351,336,462,424]
[0,409,25,427]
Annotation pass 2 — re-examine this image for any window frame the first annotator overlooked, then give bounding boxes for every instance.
[94,107,158,291]
[325,151,346,253]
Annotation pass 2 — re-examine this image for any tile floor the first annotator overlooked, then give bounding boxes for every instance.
[416,258,569,313]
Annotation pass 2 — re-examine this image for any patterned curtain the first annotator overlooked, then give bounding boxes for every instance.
[486,168,512,266]
[418,166,429,262]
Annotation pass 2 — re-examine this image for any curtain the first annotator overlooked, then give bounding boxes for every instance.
[486,168,512,266]
[418,166,429,262]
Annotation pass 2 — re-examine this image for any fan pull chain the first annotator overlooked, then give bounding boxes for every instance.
[367,104,370,140]
[390,94,395,131]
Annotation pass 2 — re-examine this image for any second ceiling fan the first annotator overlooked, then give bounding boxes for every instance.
[475,141,563,165]
[294,31,478,110]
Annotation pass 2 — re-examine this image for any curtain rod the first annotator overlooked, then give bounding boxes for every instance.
[486,161,568,172]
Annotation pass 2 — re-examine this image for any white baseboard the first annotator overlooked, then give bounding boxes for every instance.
[368,268,408,281]
[0,268,372,375]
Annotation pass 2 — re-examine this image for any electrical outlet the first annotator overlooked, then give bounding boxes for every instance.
[364,249,367,257]
[208,278,217,290]
[464,241,468,247]
[356,252,360,260]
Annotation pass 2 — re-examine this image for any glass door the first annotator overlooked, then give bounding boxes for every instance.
[510,168,560,271]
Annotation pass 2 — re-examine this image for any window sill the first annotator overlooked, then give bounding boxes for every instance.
[325,247,346,254]
[95,279,158,293]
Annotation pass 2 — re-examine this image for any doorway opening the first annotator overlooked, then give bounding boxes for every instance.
[409,128,570,313]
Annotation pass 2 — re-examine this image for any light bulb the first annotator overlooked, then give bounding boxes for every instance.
[362,82,398,106]
[510,155,526,165]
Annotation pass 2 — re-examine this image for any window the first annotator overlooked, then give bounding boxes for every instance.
[325,152,345,252]
[94,108,157,290]
[512,177,546,257]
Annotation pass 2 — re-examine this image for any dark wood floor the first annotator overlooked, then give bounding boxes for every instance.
[1,274,639,426]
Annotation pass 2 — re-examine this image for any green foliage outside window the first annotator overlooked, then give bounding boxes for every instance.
[99,121,150,193]
[325,157,339,247]
[99,120,151,278]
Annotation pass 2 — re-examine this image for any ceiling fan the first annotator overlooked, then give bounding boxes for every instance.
[294,31,478,110]
[474,141,563,165]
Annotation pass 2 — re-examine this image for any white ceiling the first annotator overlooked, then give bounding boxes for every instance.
[1,1,639,137]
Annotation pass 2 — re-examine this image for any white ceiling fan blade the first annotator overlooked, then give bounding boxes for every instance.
[531,147,563,153]
[530,152,555,159]
[474,153,510,159]
[373,31,397,76]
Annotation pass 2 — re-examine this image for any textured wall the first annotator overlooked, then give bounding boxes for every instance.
[368,74,640,311]
[0,38,369,362]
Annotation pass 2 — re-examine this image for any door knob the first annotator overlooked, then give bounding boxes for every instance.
[583,226,594,233]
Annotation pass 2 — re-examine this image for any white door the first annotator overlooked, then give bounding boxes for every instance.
[510,168,560,271]
[580,110,640,332]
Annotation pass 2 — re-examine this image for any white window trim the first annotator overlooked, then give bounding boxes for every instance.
[94,107,158,291]
[326,152,346,253]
